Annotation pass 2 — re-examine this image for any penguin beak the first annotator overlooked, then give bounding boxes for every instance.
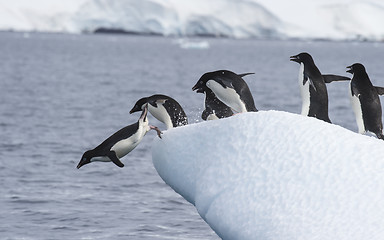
[129,105,139,114]
[77,157,90,169]
[290,55,300,63]
[346,66,353,74]
[192,82,204,93]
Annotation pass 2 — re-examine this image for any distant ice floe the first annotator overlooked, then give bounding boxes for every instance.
[174,39,210,49]
[2,0,384,40]
[152,111,384,240]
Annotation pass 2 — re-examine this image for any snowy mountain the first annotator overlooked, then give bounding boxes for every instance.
[1,0,384,40]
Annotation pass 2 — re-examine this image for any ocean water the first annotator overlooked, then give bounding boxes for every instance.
[0,32,383,240]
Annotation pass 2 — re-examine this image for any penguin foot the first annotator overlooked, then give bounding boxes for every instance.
[150,125,163,139]
[375,132,384,140]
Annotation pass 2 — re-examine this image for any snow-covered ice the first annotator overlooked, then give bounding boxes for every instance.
[1,0,384,40]
[152,111,384,240]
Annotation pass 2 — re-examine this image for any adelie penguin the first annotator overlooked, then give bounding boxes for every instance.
[130,94,188,130]
[347,63,384,140]
[290,52,350,123]
[201,90,233,120]
[195,72,255,120]
[192,70,257,113]
[77,105,162,169]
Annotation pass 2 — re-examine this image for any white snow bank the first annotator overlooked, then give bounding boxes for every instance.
[152,111,384,240]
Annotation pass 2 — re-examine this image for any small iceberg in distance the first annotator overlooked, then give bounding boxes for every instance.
[174,39,210,49]
[152,110,384,240]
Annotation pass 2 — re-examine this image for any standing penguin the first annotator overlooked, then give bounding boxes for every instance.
[77,105,162,169]
[130,94,188,130]
[192,70,257,113]
[290,52,350,123]
[347,63,384,139]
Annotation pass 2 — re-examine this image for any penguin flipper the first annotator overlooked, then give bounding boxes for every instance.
[202,109,210,121]
[304,75,317,92]
[375,86,384,95]
[351,84,360,97]
[108,151,124,168]
[322,74,351,83]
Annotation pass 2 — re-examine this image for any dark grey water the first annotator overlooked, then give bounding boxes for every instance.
[1,32,383,239]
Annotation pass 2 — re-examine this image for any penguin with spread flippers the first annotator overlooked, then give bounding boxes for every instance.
[290,52,350,123]
[130,94,188,130]
[347,63,384,139]
[192,70,257,113]
[77,105,162,169]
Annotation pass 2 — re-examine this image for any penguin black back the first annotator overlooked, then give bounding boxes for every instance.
[77,106,153,169]
[290,52,331,123]
[347,63,384,139]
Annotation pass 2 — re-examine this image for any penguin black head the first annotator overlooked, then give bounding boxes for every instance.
[77,150,92,169]
[346,63,366,74]
[192,70,238,93]
[130,97,149,114]
[192,74,210,93]
[290,52,314,64]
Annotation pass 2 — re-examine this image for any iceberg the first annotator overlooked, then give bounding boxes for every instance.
[152,111,384,240]
[2,0,384,40]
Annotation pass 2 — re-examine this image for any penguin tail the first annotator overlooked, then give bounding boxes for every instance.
[238,72,255,78]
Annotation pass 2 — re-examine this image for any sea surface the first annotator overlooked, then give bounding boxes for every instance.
[1,32,383,240]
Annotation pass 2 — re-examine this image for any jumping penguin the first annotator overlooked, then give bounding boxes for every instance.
[192,70,257,113]
[77,104,162,169]
[201,89,233,120]
[196,72,254,120]
[290,52,350,123]
[130,94,188,130]
[347,63,384,139]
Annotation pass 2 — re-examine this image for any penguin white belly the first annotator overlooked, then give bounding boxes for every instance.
[349,85,365,134]
[206,80,247,113]
[299,63,310,116]
[148,104,173,129]
[90,156,110,162]
[111,123,149,158]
